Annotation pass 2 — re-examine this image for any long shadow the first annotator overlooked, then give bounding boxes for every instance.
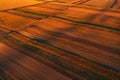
[111,0,118,8]
[16,22,120,72]
[80,0,119,30]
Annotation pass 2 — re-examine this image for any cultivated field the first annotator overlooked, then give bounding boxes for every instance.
[0,0,120,80]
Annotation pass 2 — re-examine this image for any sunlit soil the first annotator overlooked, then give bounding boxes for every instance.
[0,27,10,36]
[0,0,120,80]
[83,0,114,8]
[58,7,120,28]
[0,0,43,11]
[34,2,70,10]
[7,10,46,19]
[18,6,61,15]
[0,12,36,30]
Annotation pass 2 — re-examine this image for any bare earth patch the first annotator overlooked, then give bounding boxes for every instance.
[0,0,43,11]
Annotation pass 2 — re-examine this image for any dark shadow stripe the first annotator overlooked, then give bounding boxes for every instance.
[52,16,120,32]
[111,0,118,8]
